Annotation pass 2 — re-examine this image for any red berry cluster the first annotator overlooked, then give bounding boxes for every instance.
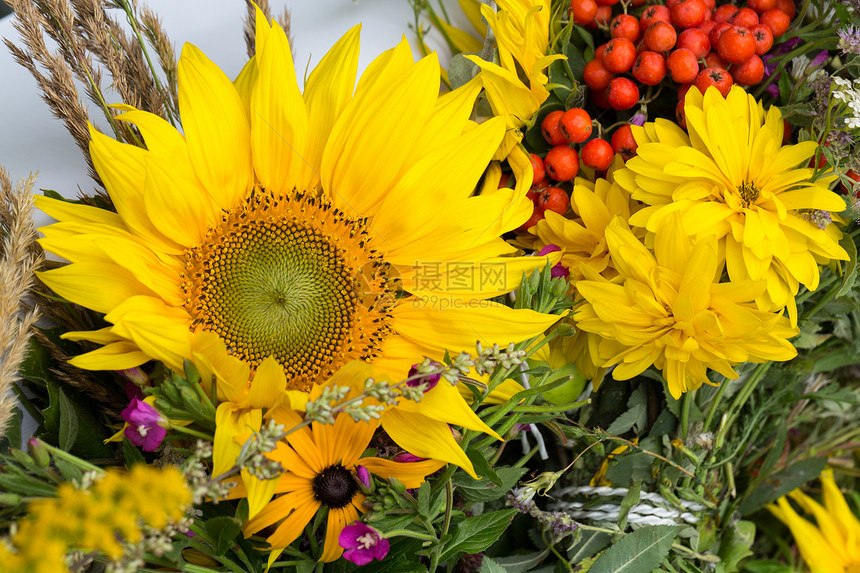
[572,0,795,114]
[518,108,637,230]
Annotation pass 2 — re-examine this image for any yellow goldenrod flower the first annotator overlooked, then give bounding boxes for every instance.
[35,11,560,397]
[0,465,191,570]
[615,86,849,325]
[574,213,798,399]
[768,469,860,573]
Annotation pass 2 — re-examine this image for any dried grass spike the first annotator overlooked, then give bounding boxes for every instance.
[0,169,44,442]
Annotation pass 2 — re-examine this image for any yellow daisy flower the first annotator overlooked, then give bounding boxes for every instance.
[36,15,559,392]
[768,469,860,573]
[231,405,444,565]
[574,213,798,399]
[615,86,849,325]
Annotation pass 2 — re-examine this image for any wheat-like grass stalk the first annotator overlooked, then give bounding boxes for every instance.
[0,169,43,442]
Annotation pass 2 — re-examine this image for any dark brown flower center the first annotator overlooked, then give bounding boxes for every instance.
[312,464,358,509]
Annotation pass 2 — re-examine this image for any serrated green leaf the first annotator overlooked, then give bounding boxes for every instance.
[58,388,79,451]
[479,557,510,573]
[453,466,528,503]
[438,509,519,562]
[567,530,611,564]
[588,526,681,573]
[467,448,503,486]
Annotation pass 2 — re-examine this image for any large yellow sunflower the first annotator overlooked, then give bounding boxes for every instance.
[768,469,860,573]
[37,14,560,391]
[615,86,849,325]
[574,213,798,399]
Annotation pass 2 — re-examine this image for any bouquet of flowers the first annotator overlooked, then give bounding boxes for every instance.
[0,0,858,571]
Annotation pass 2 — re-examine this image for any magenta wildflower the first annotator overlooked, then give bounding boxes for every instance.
[392,452,426,463]
[339,522,389,566]
[537,244,569,280]
[121,398,166,452]
[407,362,441,391]
[356,465,371,489]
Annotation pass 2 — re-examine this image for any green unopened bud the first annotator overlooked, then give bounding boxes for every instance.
[27,439,50,468]
[388,476,407,495]
[0,493,22,506]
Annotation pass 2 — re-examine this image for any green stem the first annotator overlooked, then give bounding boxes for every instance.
[38,441,103,473]
[680,390,693,440]
[118,3,177,126]
[383,529,437,542]
[429,480,455,572]
[167,424,213,442]
[799,277,843,323]
[717,362,772,447]
[702,375,729,434]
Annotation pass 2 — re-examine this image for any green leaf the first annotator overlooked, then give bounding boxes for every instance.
[605,452,653,486]
[438,509,519,562]
[715,520,755,573]
[467,448,503,486]
[54,456,84,483]
[742,560,794,573]
[492,549,551,572]
[607,387,647,435]
[453,466,528,503]
[618,480,642,530]
[836,233,858,298]
[58,388,79,451]
[0,406,23,453]
[567,530,611,564]
[0,473,57,497]
[418,481,431,516]
[587,526,681,573]
[449,53,480,89]
[123,436,146,468]
[479,557,510,573]
[204,516,243,556]
[739,457,827,515]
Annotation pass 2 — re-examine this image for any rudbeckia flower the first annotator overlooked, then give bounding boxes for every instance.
[36,14,560,398]
[615,86,849,325]
[574,213,798,399]
[768,469,860,573]
[231,405,444,565]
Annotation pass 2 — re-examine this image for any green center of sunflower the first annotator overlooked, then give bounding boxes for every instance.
[312,463,358,509]
[182,189,396,391]
[737,181,761,207]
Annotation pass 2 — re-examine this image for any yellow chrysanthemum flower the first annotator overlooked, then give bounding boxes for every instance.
[465,0,564,180]
[227,404,444,565]
[574,213,798,399]
[768,469,860,573]
[520,157,642,283]
[36,15,559,392]
[615,86,849,325]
